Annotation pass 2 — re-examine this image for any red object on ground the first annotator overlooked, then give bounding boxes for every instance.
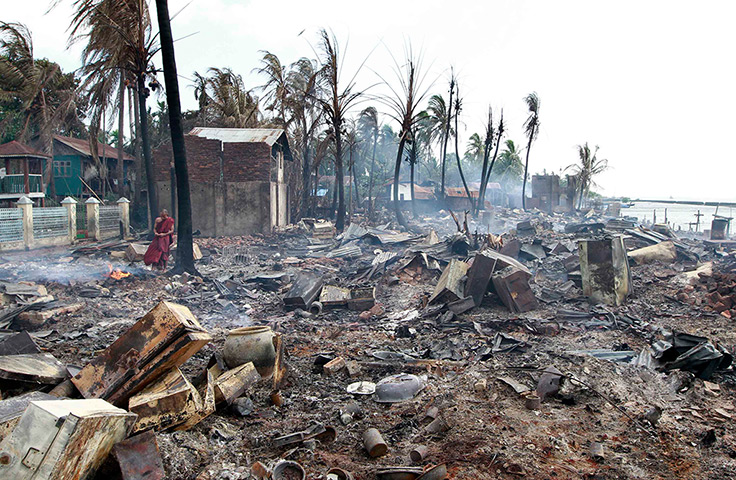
[144,216,175,267]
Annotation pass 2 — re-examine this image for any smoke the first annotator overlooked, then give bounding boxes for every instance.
[0,253,149,285]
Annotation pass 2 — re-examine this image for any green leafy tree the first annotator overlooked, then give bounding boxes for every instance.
[0,22,84,196]
[358,106,379,217]
[495,139,524,185]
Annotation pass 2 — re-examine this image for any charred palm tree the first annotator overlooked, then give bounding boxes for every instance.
[153,0,195,273]
[522,92,540,210]
[452,84,473,211]
[477,108,504,215]
[314,29,366,232]
[377,46,432,230]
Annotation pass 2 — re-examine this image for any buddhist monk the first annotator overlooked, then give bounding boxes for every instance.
[144,209,175,271]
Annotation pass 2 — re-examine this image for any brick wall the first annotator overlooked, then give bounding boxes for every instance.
[152,136,222,182]
[152,141,173,181]
[223,142,271,182]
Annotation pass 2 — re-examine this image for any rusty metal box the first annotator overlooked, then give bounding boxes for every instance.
[0,399,136,480]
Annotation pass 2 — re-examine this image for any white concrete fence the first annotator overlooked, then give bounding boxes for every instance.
[0,196,130,251]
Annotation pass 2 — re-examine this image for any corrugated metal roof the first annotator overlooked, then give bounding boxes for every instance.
[188,127,285,145]
[0,140,50,158]
[53,135,135,161]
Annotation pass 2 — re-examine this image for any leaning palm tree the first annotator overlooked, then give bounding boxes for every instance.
[377,46,433,230]
[521,92,540,210]
[314,29,367,232]
[358,106,379,218]
[567,142,608,209]
[0,22,82,196]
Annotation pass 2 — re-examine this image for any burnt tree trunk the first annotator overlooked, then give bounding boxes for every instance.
[392,131,409,230]
[137,74,157,228]
[367,132,377,219]
[116,73,126,195]
[453,105,474,212]
[522,125,535,211]
[439,80,454,203]
[155,0,196,274]
[335,125,345,231]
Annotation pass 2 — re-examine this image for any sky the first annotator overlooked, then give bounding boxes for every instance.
[6,0,736,202]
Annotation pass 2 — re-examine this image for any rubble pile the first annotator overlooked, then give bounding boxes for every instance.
[0,207,735,479]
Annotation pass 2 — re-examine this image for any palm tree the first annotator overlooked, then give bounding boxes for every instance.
[465,132,484,164]
[358,106,379,218]
[315,29,366,232]
[377,47,432,230]
[286,57,322,218]
[567,142,608,209]
[192,71,210,123]
[254,51,289,126]
[200,68,259,127]
[496,139,524,185]
[67,0,159,221]
[153,0,196,273]
[0,22,82,196]
[477,108,505,215]
[521,92,540,210]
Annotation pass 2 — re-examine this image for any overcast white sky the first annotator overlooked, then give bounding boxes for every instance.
[6,0,736,202]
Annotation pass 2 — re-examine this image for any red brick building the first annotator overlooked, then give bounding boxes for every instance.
[152,128,292,236]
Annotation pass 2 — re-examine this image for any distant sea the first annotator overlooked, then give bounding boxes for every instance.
[624,201,735,233]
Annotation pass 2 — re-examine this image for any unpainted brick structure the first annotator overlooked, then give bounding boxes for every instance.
[152,128,291,236]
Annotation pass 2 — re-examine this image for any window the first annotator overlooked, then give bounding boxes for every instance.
[54,160,72,178]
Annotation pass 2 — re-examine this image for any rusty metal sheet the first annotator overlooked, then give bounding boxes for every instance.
[128,368,200,432]
[112,430,165,480]
[72,301,211,406]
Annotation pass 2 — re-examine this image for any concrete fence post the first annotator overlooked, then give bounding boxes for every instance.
[16,196,33,249]
[61,197,77,244]
[85,197,100,241]
[117,197,130,238]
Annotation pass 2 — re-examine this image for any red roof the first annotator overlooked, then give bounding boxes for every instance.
[54,135,134,161]
[445,187,479,198]
[0,140,50,158]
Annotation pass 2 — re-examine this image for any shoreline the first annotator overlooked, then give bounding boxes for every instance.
[606,198,736,208]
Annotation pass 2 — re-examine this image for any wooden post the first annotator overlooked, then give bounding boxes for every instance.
[86,197,100,241]
[61,197,77,244]
[118,197,130,238]
[23,157,29,194]
[16,196,33,250]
